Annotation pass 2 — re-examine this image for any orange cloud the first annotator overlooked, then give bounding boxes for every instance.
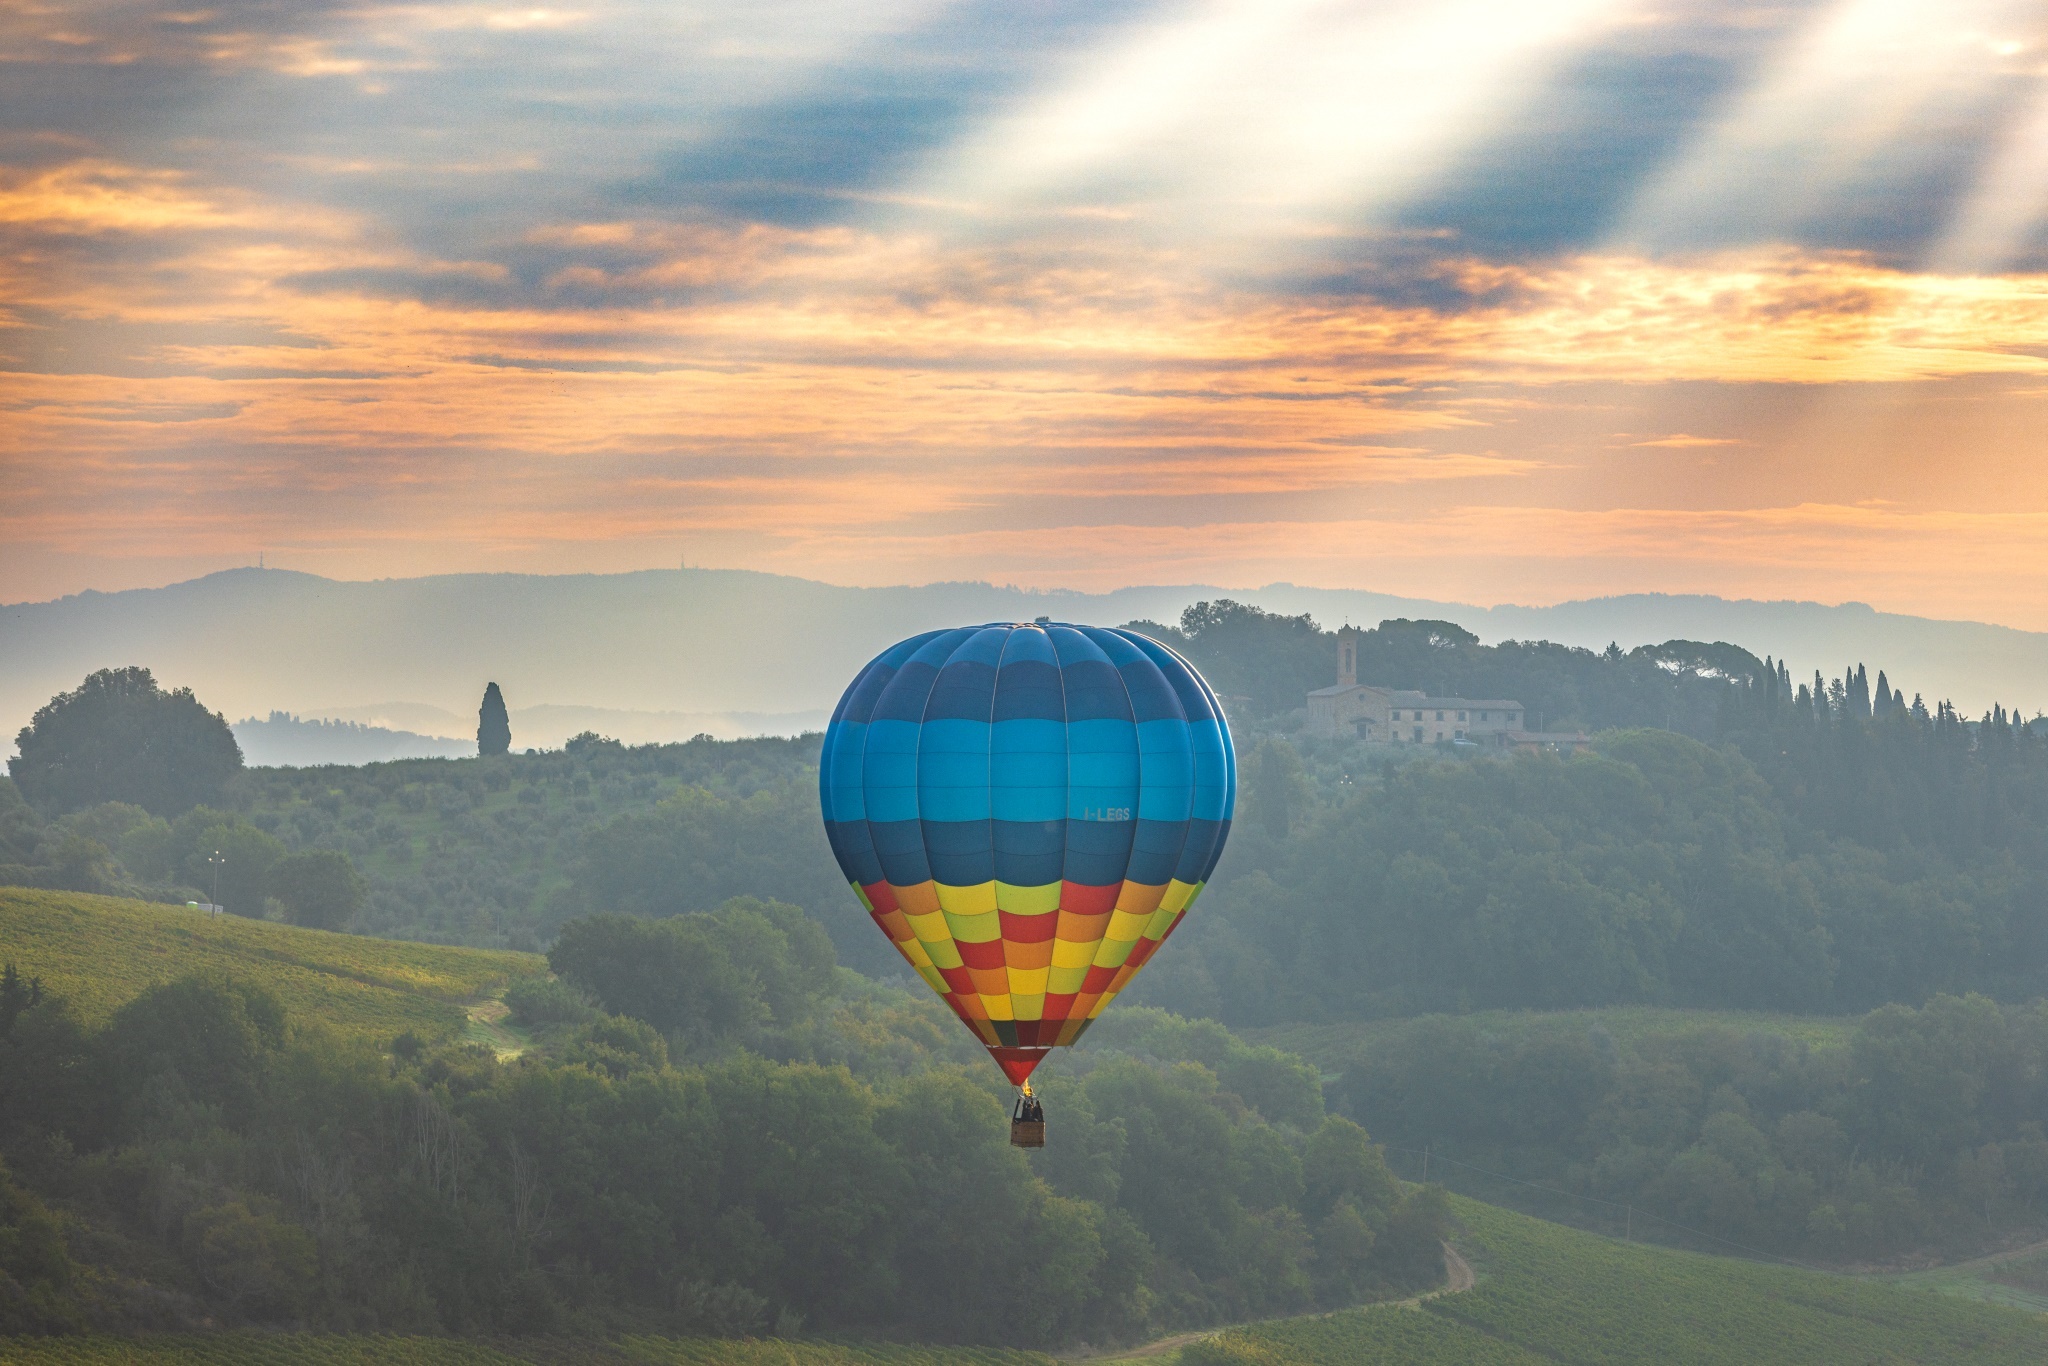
[8,157,2048,621]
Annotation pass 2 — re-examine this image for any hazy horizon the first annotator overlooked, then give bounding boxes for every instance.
[8,565,2047,762]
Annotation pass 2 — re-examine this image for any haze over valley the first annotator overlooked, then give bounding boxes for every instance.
[8,567,2047,762]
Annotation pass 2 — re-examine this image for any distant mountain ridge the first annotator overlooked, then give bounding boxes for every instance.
[4,567,2044,752]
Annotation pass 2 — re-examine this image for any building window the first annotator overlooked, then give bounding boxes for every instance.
[1436,710,1445,721]
[1479,711,1488,721]
[1509,712,1519,724]
[1458,711,1467,722]
[1456,729,1466,739]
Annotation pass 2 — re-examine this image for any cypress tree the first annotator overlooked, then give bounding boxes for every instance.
[1853,664,1871,718]
[1873,669,1891,717]
[478,682,512,757]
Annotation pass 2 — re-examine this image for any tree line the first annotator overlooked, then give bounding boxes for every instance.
[0,902,1447,1340]
[1128,601,1761,734]
[1141,717,2048,1023]
[1335,993,2048,1262]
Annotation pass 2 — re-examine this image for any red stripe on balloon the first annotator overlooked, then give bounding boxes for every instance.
[1000,910,1059,942]
[1059,881,1121,914]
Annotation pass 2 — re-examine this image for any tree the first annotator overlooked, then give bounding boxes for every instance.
[267,849,366,930]
[0,962,43,1038]
[478,682,512,757]
[177,815,285,917]
[9,668,242,817]
[105,976,286,1124]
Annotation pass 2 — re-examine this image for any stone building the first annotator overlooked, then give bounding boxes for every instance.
[1305,627,1527,743]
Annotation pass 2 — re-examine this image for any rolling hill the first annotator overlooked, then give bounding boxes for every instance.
[1176,1196,2048,1366]
[0,887,545,1041]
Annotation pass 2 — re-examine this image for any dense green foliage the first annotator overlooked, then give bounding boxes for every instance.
[10,668,245,818]
[0,888,539,1038]
[268,850,369,931]
[1141,722,2048,1021]
[0,904,1443,1343]
[1127,602,1756,733]
[1323,993,2048,1262]
[547,901,836,1054]
[216,736,877,967]
[1190,1196,2048,1365]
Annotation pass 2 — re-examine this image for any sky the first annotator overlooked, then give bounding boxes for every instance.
[5,0,2048,626]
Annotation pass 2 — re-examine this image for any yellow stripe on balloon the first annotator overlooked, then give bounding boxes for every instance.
[1050,937,1097,969]
[1008,966,1050,997]
[1091,937,1138,969]
[995,881,1062,914]
[947,910,1002,944]
[1103,909,1150,943]
[935,880,998,916]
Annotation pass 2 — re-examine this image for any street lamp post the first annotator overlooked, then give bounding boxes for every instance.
[208,850,225,916]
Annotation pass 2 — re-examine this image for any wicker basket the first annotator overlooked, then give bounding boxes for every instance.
[1010,1119,1046,1148]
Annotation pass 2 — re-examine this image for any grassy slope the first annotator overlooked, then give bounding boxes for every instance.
[1893,1243,2048,1315]
[0,887,546,1041]
[1249,1006,1858,1073]
[1192,1196,2048,1366]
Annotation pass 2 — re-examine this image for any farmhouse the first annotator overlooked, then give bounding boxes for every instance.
[1304,628,1587,752]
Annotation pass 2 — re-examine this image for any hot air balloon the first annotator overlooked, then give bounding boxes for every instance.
[819,619,1236,1142]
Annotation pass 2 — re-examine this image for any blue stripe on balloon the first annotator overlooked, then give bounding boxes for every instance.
[1048,629,1129,720]
[1187,719,1229,821]
[1172,817,1222,885]
[1200,818,1233,881]
[824,820,885,887]
[869,817,931,885]
[992,664,1064,721]
[924,626,1005,721]
[923,819,996,885]
[992,816,1065,875]
[991,716,1066,822]
[1064,817,1134,887]
[821,720,870,824]
[840,630,943,725]
[1126,817,1188,886]
[992,627,1064,722]
[863,718,922,824]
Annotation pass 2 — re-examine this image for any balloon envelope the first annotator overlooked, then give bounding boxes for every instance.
[819,622,1236,1084]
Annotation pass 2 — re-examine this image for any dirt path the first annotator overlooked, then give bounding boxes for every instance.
[464,998,529,1059]
[1070,1241,1475,1362]
[1440,1243,1476,1295]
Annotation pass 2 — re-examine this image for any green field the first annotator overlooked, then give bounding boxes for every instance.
[1176,1197,2048,1366]
[0,1336,1055,1365]
[0,887,547,1041]
[1893,1242,2048,1315]
[1248,1005,1860,1074]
